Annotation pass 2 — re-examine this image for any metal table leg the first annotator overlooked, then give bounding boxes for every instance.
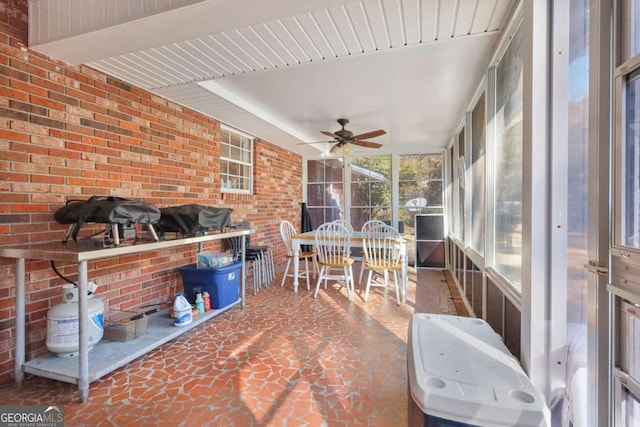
[77,261,89,402]
[14,258,25,384]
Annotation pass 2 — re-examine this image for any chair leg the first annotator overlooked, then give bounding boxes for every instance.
[342,266,351,301]
[281,258,292,287]
[304,257,310,290]
[364,270,374,302]
[359,263,367,286]
[393,270,401,305]
[314,266,326,299]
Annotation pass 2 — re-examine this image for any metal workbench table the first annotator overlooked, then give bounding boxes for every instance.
[0,229,253,402]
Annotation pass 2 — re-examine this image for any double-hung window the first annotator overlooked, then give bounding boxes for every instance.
[220,125,253,193]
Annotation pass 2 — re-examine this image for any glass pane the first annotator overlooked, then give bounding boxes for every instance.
[621,0,640,61]
[351,182,370,206]
[471,93,486,255]
[308,160,326,182]
[327,160,343,181]
[566,0,589,414]
[422,180,443,208]
[350,156,391,227]
[242,147,251,163]
[493,22,524,288]
[229,145,241,161]
[458,130,466,244]
[624,389,640,426]
[351,156,391,180]
[307,183,326,206]
[351,208,391,231]
[622,69,640,248]
[399,153,443,221]
[306,158,345,226]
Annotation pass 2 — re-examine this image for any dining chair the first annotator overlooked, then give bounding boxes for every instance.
[331,219,361,280]
[313,221,355,301]
[361,223,404,304]
[358,219,388,285]
[279,220,318,291]
[331,219,354,233]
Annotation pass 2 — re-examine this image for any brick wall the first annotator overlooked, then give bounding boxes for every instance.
[0,0,303,384]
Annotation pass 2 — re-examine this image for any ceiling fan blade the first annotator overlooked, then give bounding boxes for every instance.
[297,140,336,145]
[321,131,339,139]
[352,140,383,149]
[351,129,386,140]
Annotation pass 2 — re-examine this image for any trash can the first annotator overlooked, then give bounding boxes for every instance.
[177,261,241,309]
[407,314,550,427]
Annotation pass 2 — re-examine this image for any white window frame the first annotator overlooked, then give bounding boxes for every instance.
[220,124,254,194]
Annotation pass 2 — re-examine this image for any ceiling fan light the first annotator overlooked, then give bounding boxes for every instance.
[341,143,353,155]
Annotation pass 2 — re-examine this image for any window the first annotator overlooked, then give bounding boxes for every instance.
[457,130,466,243]
[350,156,391,230]
[220,125,253,193]
[618,69,640,248]
[399,154,443,236]
[471,93,486,255]
[493,21,524,288]
[612,2,640,424]
[306,158,344,228]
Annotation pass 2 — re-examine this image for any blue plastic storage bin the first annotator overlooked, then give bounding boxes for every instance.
[177,261,241,309]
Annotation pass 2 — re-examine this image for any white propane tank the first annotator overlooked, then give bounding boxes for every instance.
[46,283,105,357]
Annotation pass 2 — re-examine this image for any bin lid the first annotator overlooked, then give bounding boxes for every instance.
[407,314,550,427]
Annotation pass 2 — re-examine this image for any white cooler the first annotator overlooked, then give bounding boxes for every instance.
[407,314,550,427]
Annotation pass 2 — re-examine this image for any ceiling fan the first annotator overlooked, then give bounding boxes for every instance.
[317,118,386,154]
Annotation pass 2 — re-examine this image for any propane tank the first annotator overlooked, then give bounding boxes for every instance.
[46,283,104,357]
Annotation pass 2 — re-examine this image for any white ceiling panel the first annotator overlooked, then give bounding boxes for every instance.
[29,0,516,157]
[362,0,393,49]
[381,0,406,47]
[343,2,377,51]
[311,9,351,58]
[234,27,283,69]
[295,13,339,60]
[489,0,513,30]
[403,0,423,45]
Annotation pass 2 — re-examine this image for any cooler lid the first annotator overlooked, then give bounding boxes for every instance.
[407,314,550,427]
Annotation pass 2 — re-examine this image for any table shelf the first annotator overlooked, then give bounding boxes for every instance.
[0,229,253,402]
[23,302,239,384]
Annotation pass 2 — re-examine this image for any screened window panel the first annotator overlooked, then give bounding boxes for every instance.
[565,0,589,414]
[471,93,486,255]
[493,22,524,288]
[306,159,344,227]
[399,154,444,235]
[458,130,466,243]
[350,156,391,228]
[620,69,640,248]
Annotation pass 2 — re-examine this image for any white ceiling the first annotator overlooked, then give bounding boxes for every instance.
[29,0,515,157]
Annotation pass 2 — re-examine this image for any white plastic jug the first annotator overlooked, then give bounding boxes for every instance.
[173,292,192,326]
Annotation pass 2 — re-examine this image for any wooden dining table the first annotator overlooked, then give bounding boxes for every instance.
[290,231,409,301]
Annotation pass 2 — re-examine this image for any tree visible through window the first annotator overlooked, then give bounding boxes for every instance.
[399,154,443,236]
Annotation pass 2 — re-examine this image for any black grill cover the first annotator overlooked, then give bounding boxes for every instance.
[156,204,233,236]
[54,196,161,225]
